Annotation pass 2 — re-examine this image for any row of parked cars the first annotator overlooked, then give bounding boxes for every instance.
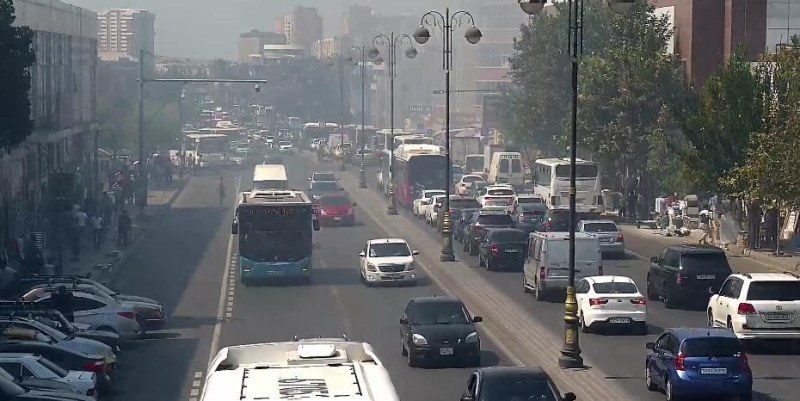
[0,274,166,400]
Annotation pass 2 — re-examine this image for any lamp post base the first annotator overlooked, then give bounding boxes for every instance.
[358,162,367,188]
[439,211,456,262]
[558,285,584,369]
[387,183,398,215]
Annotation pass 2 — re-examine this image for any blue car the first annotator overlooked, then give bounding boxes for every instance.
[645,327,753,401]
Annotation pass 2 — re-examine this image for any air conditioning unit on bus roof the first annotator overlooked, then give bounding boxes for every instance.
[250,190,296,199]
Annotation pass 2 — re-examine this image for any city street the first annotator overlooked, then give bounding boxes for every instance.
[88,154,800,401]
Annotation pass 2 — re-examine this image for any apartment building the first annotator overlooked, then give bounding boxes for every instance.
[276,5,323,53]
[97,8,155,70]
[238,30,287,62]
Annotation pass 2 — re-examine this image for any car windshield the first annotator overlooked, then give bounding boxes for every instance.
[311,181,339,191]
[369,243,411,257]
[320,196,349,206]
[485,199,512,206]
[582,223,619,232]
[681,253,730,270]
[425,191,445,198]
[313,173,336,181]
[520,205,546,214]
[463,175,482,183]
[490,231,528,243]
[488,189,515,196]
[29,320,67,340]
[592,282,638,294]
[450,199,481,208]
[746,281,800,301]
[410,302,470,325]
[480,377,559,401]
[279,141,292,146]
[478,215,514,225]
[39,357,69,378]
[517,197,543,204]
[681,337,743,357]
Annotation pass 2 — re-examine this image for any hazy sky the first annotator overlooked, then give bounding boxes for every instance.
[68,0,452,60]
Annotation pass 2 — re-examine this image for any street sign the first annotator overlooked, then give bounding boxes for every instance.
[408,105,433,113]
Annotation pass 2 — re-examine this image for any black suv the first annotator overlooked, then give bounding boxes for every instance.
[463,211,515,255]
[646,244,732,308]
[437,197,482,232]
[399,296,482,367]
[460,367,576,401]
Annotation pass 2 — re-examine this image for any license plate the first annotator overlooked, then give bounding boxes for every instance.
[764,313,792,321]
[385,273,402,279]
[609,317,631,324]
[700,367,727,375]
[439,347,454,356]
[505,249,520,253]
[334,217,342,221]
[696,275,715,280]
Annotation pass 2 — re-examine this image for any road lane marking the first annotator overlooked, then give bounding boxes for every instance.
[187,371,203,401]
[208,175,240,365]
[625,249,647,260]
[319,260,355,338]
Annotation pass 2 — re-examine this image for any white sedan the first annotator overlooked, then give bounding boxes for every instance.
[413,189,446,217]
[0,353,98,399]
[27,290,142,339]
[358,238,419,285]
[425,195,446,225]
[576,275,647,334]
[455,174,484,196]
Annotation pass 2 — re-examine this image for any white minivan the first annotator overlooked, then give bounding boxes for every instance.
[487,152,524,186]
[523,232,603,301]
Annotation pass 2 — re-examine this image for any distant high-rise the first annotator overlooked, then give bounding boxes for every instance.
[97,8,155,68]
[344,4,372,44]
[238,30,287,62]
[277,5,323,53]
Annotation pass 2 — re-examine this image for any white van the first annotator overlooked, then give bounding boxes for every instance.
[523,232,603,301]
[253,164,288,190]
[201,338,400,401]
[488,152,524,186]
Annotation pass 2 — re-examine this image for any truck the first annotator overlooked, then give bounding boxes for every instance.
[450,129,482,168]
[201,338,401,401]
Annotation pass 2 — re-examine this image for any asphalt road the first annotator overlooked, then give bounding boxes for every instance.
[353,163,800,401]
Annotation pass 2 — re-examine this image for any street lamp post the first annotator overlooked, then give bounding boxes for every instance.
[413,8,482,262]
[348,45,369,189]
[517,0,636,369]
[368,33,417,215]
[333,56,348,172]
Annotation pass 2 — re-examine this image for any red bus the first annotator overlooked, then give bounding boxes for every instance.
[393,145,448,207]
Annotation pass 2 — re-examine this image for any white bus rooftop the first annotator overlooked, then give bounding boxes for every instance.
[240,190,310,205]
[201,339,399,401]
[253,164,288,190]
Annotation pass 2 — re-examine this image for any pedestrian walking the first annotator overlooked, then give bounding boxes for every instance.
[74,207,88,249]
[92,214,104,251]
[51,286,75,322]
[699,211,711,245]
[117,209,132,246]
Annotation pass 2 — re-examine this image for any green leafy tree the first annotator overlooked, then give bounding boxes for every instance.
[0,0,35,151]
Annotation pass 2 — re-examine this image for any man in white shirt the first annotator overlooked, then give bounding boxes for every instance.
[74,208,88,251]
[91,215,104,250]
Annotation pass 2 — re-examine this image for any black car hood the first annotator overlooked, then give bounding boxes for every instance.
[410,323,476,342]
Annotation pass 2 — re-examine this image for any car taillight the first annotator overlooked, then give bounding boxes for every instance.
[347,208,354,215]
[739,352,750,370]
[539,266,546,280]
[544,221,552,230]
[589,298,608,307]
[738,303,757,315]
[630,298,647,305]
[617,233,624,242]
[490,245,500,255]
[320,209,328,216]
[674,352,686,371]
[83,360,104,373]
[118,311,135,320]
[87,389,96,397]
[676,274,684,285]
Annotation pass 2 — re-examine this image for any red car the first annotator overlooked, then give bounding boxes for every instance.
[318,195,357,226]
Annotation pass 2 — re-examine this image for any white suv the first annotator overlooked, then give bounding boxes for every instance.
[707,272,800,340]
[358,239,419,286]
[413,190,446,217]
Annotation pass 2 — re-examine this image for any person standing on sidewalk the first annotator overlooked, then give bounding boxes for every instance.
[74,207,88,249]
[699,211,711,244]
[91,214,104,251]
[51,286,75,322]
[117,210,132,246]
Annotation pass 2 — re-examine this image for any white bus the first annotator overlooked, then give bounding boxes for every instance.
[201,338,400,401]
[253,164,288,190]
[532,158,602,212]
[185,133,231,168]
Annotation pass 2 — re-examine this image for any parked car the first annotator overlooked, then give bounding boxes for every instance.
[578,220,625,258]
[646,245,732,309]
[0,354,97,399]
[400,296,482,367]
[0,306,119,352]
[575,275,647,334]
[0,341,113,391]
[460,367,576,401]
[0,373,95,401]
[645,327,752,401]
[0,318,115,362]
[477,228,528,271]
[23,291,141,339]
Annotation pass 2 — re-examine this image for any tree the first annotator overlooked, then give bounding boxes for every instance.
[677,50,764,193]
[0,0,35,151]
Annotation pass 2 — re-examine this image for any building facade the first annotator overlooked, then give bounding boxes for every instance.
[4,0,98,249]
[276,5,323,53]
[238,30,287,62]
[766,0,800,51]
[97,8,155,70]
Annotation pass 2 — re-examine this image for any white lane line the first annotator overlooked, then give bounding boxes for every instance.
[208,175,240,365]
[625,249,647,260]
[320,260,355,338]
[188,371,203,401]
[194,371,202,379]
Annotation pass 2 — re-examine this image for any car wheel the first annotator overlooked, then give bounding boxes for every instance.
[579,312,590,333]
[407,346,419,367]
[663,284,676,309]
[486,257,494,271]
[478,254,485,267]
[462,240,469,252]
[523,274,531,293]
[645,362,659,391]
[401,339,408,356]
[707,310,714,327]
[665,378,676,401]
[646,279,657,301]
[535,282,545,302]
[636,322,648,335]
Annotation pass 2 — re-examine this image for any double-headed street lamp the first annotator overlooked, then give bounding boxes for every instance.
[517,0,635,369]
[329,56,349,172]
[347,45,369,189]
[413,8,482,262]
[367,33,417,215]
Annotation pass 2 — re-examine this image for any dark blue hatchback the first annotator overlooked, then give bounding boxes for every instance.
[645,327,753,401]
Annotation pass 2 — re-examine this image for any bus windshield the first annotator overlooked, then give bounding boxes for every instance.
[555,164,598,179]
[409,156,447,189]
[198,139,228,154]
[238,206,312,262]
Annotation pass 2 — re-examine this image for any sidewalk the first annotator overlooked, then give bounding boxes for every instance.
[60,177,188,282]
[310,154,639,401]
[620,224,800,273]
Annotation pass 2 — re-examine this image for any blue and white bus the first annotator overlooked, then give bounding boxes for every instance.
[231,190,320,284]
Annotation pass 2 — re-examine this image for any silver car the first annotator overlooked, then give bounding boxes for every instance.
[0,318,116,363]
[578,219,625,258]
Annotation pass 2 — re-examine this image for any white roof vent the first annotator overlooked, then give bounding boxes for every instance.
[297,343,337,359]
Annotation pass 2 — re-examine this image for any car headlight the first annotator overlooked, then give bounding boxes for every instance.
[465,332,479,344]
[412,334,428,346]
[367,264,377,272]
[405,261,415,271]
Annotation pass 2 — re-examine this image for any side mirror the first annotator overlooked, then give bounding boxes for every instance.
[412,250,420,255]
[645,342,655,350]
[649,256,659,263]
[460,396,475,401]
[359,252,366,257]
[399,318,409,325]
[472,316,483,323]
[312,219,320,231]
[708,287,717,295]
[563,392,577,401]
[307,177,312,181]
[231,222,239,235]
